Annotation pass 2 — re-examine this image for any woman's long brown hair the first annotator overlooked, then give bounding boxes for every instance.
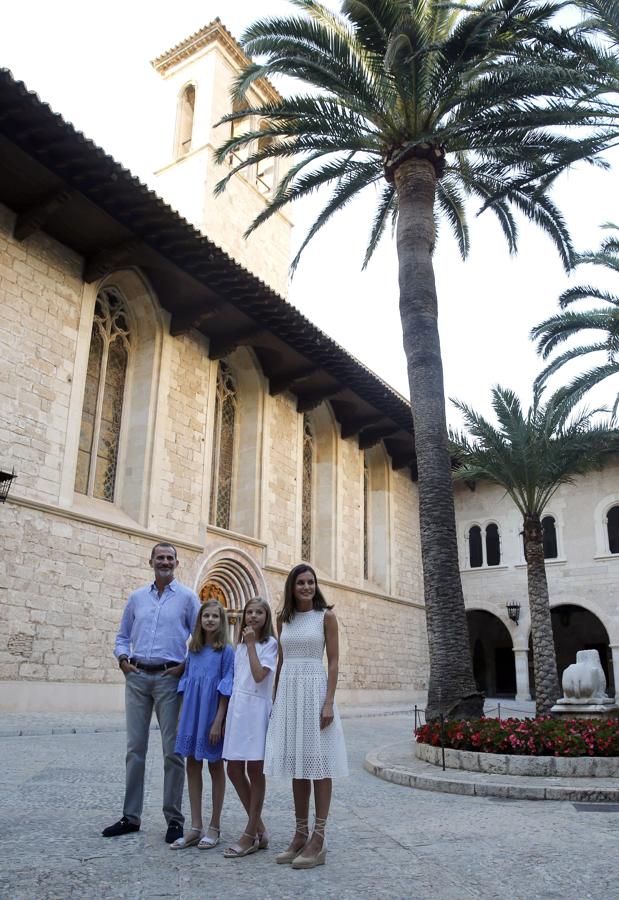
[279,564,333,624]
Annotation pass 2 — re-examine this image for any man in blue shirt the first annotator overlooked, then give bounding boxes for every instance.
[102,542,201,843]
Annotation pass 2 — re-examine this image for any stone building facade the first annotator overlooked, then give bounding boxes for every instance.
[0,28,427,712]
[2,19,616,716]
[454,458,619,702]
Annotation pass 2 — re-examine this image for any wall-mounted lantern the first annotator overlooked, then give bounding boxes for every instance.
[506,600,521,624]
[0,469,16,503]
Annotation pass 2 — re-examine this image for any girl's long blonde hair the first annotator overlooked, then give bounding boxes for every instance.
[189,599,228,652]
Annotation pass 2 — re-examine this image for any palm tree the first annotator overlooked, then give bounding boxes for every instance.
[574,0,619,47]
[532,223,619,415]
[214,0,617,720]
[449,386,617,715]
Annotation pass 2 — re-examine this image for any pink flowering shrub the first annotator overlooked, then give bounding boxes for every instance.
[415,717,619,757]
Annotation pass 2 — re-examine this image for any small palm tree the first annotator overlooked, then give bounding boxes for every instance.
[214,0,617,719]
[532,224,619,415]
[449,386,617,715]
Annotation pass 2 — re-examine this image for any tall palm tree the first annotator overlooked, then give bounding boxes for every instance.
[574,0,619,47]
[532,224,619,415]
[449,386,617,715]
[214,0,617,719]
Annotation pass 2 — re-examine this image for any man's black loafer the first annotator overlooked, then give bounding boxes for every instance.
[165,821,184,844]
[102,816,140,837]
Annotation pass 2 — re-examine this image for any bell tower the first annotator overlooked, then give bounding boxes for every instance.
[151,19,292,297]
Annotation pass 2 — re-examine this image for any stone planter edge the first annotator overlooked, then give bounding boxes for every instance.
[414,739,619,777]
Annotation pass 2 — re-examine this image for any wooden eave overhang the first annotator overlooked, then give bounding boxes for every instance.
[0,69,417,477]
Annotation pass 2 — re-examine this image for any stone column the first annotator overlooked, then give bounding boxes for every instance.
[513,648,531,702]
[610,645,619,700]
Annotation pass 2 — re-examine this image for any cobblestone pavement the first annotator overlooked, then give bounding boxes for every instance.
[1,713,617,900]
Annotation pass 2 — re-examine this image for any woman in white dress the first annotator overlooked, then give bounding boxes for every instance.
[264,564,348,869]
[223,597,278,858]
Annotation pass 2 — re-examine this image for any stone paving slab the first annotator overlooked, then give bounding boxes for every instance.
[365,739,619,802]
[2,713,618,898]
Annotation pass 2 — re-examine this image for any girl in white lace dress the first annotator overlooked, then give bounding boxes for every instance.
[264,564,348,869]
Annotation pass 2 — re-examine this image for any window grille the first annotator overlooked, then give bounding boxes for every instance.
[75,288,130,501]
[363,455,369,580]
[301,415,314,562]
[209,362,237,530]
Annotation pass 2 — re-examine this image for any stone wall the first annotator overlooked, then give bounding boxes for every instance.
[454,458,619,699]
[0,203,427,711]
[0,205,83,502]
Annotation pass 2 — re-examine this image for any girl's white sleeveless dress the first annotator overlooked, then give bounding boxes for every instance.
[223,636,278,761]
[264,609,348,779]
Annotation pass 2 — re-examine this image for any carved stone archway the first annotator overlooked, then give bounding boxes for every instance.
[195,547,269,645]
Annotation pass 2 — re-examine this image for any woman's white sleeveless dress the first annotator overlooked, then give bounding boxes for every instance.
[264,609,348,779]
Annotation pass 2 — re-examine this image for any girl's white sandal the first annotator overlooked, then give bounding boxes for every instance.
[170,827,203,850]
[223,833,259,858]
[197,826,220,849]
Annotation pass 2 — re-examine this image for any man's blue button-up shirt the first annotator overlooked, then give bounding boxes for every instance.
[114,579,201,664]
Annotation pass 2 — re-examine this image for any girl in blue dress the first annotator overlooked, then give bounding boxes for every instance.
[170,599,234,850]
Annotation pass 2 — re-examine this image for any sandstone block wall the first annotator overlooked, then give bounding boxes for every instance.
[0,202,427,710]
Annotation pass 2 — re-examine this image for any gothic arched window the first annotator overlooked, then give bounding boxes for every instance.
[210,362,237,530]
[176,84,196,157]
[301,414,314,562]
[75,288,131,502]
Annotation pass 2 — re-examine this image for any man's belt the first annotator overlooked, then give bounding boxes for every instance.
[129,658,179,673]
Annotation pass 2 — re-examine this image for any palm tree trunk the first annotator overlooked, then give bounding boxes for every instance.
[524,514,561,715]
[394,157,482,721]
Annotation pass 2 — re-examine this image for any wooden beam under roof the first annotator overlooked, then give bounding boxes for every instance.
[340,414,385,440]
[297,385,344,413]
[83,239,143,283]
[358,424,400,450]
[207,326,269,360]
[13,188,74,241]
[169,302,221,337]
[268,365,317,396]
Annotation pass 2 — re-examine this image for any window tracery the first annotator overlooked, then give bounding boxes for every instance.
[75,287,131,502]
[210,362,237,530]
[363,455,369,580]
[301,414,314,562]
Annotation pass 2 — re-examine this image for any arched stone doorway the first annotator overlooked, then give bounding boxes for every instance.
[527,604,613,698]
[196,549,269,646]
[466,610,516,698]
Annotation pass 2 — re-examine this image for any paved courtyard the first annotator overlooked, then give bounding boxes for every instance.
[1,712,618,900]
